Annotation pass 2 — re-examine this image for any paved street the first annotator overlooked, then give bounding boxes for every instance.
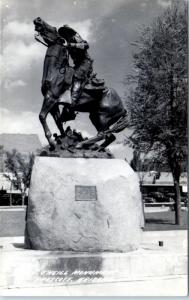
[0,208,26,237]
[144,209,188,231]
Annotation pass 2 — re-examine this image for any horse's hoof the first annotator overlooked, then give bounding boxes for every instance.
[90,144,99,151]
[49,144,55,151]
[75,142,83,149]
[97,147,105,152]
[67,147,75,153]
[61,133,66,138]
[53,133,58,138]
[40,150,48,156]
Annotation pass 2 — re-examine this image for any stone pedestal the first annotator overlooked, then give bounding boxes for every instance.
[25,157,144,251]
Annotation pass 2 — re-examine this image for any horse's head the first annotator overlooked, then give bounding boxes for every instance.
[33,17,60,46]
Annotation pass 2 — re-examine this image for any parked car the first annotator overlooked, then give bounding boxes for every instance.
[148,192,170,202]
[142,196,156,203]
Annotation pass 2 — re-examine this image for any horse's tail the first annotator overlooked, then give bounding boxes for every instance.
[107,111,128,133]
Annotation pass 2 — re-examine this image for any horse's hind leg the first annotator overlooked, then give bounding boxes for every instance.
[39,94,56,150]
[75,113,108,149]
[99,133,116,150]
[89,112,109,132]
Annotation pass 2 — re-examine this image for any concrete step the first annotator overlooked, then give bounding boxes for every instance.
[0,245,187,289]
[0,231,187,293]
[0,275,187,296]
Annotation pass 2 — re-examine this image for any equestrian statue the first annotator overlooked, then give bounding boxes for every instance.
[33,17,128,151]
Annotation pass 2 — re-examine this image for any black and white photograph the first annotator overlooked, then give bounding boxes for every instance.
[0,0,187,296]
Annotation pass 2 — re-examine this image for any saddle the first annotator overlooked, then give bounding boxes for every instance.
[84,73,105,91]
[64,68,105,91]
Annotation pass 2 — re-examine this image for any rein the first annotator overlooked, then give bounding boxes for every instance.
[34,33,48,47]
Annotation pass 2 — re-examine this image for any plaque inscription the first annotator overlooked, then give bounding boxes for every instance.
[75,185,97,201]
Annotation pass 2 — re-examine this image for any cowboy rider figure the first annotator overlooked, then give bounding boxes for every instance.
[58,25,93,110]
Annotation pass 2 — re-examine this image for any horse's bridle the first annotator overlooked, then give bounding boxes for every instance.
[34,31,67,48]
[34,32,48,47]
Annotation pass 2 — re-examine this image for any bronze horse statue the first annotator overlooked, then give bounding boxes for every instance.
[34,17,128,151]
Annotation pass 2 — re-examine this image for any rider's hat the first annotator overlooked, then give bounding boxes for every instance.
[58,25,77,39]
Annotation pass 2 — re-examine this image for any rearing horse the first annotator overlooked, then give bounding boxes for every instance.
[34,17,128,150]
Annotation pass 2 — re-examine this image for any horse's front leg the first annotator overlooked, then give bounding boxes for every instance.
[50,105,65,137]
[39,93,56,150]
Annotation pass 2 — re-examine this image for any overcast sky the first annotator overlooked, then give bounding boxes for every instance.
[0,0,173,159]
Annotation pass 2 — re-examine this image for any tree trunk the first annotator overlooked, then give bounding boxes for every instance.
[21,193,25,206]
[167,151,181,225]
[9,193,12,206]
[9,181,13,206]
[139,182,146,228]
[174,177,182,225]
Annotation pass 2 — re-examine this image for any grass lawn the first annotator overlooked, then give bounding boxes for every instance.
[144,209,188,231]
[0,207,187,237]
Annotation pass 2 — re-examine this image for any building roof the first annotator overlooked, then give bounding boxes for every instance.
[0,173,13,192]
[139,171,187,186]
[0,134,42,154]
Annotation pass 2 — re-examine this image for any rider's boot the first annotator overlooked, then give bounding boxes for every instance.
[71,80,82,108]
[61,80,82,122]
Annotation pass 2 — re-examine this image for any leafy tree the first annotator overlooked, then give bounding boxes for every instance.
[4,150,35,205]
[130,149,141,172]
[125,1,187,224]
[130,149,148,185]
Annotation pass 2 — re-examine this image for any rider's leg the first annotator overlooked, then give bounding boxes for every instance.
[60,73,83,120]
[71,59,93,108]
[63,78,82,120]
[71,79,82,107]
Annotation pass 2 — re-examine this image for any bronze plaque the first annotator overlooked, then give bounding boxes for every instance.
[75,185,97,201]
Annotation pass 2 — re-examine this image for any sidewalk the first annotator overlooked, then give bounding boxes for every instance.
[0,275,187,296]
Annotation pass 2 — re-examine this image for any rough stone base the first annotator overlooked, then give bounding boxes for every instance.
[25,158,144,251]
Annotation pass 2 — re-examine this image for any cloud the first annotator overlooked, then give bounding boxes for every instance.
[3,20,34,42]
[1,18,93,86]
[4,79,27,89]
[140,2,147,7]
[157,0,171,8]
[3,18,93,43]
[54,19,93,42]
[0,107,94,145]
[0,107,42,136]
[70,19,93,41]
[0,107,66,144]
[1,39,44,81]
[0,106,132,159]
[90,0,134,18]
[109,142,133,162]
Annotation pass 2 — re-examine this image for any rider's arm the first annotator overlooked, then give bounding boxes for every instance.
[67,33,89,50]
